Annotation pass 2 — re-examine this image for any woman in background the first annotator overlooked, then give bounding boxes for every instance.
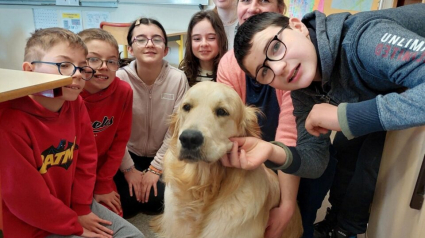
[213,0,238,50]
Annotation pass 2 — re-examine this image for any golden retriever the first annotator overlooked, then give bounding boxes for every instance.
[151,81,303,238]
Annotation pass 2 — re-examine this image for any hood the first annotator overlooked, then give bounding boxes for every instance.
[9,96,72,119]
[302,11,351,89]
[80,76,120,102]
[121,59,169,87]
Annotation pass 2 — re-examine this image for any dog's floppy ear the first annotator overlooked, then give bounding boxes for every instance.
[241,106,262,138]
[167,109,181,153]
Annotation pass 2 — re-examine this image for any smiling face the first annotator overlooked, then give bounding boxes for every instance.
[237,0,283,25]
[84,40,118,94]
[32,42,88,101]
[128,24,168,65]
[243,20,318,91]
[191,19,220,71]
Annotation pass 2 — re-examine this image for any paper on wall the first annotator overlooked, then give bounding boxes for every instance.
[60,10,83,33]
[33,8,59,29]
[84,11,110,29]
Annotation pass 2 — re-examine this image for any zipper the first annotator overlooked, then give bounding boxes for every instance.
[143,88,153,155]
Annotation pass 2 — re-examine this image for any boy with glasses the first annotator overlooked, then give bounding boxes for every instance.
[218,1,337,237]
[0,27,143,238]
[78,28,133,217]
[226,4,425,238]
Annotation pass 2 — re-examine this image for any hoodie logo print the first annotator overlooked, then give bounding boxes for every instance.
[38,137,78,174]
[92,116,114,133]
[375,32,425,63]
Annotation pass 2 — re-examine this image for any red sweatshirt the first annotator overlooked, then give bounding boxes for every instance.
[0,96,97,238]
[81,77,133,194]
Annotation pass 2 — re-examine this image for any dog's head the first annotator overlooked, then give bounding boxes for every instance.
[169,81,260,163]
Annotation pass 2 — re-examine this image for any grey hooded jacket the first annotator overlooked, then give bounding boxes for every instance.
[282,4,425,178]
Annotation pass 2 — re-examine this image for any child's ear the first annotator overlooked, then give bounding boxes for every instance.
[289,17,309,37]
[127,45,134,57]
[22,62,33,72]
[164,46,169,57]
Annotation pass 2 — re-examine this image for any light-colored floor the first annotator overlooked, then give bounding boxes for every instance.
[131,193,367,238]
[0,199,366,238]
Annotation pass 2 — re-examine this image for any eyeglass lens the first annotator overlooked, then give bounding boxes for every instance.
[57,62,95,80]
[256,32,287,84]
[134,35,165,47]
[87,57,119,71]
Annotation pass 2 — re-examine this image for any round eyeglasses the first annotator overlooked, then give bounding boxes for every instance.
[255,27,287,85]
[87,57,120,71]
[132,35,165,47]
[31,61,95,81]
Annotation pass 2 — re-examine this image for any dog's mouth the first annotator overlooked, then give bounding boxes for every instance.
[178,148,207,163]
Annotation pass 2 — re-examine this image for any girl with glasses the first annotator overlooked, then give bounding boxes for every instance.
[179,10,228,87]
[115,17,189,218]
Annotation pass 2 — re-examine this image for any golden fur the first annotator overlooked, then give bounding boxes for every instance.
[151,82,302,238]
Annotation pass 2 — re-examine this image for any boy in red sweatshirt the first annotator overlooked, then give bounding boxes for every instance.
[0,27,143,238]
[78,29,133,217]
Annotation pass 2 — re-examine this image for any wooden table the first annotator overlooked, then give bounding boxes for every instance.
[0,68,72,103]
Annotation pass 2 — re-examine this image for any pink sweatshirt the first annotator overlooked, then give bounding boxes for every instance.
[217,50,297,146]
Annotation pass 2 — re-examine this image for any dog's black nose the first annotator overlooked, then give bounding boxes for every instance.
[179,130,204,150]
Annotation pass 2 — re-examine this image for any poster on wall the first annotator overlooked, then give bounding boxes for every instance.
[286,0,325,19]
[331,0,374,12]
[33,8,58,29]
[60,10,83,33]
[84,11,110,29]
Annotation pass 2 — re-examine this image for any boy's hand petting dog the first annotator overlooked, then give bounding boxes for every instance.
[94,191,122,215]
[305,103,340,136]
[140,171,160,203]
[220,137,274,170]
[78,212,113,238]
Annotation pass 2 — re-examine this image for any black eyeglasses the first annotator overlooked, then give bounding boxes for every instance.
[255,27,287,85]
[31,61,95,81]
[132,35,165,47]
[87,57,120,71]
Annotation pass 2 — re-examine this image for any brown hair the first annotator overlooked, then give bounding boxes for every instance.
[126,17,168,47]
[236,0,286,14]
[24,27,87,62]
[78,28,119,56]
[179,10,228,87]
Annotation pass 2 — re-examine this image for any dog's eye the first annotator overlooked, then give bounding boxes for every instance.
[216,108,229,117]
[182,103,191,112]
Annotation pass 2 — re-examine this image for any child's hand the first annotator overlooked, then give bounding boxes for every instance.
[305,103,340,136]
[78,212,113,238]
[140,171,160,203]
[94,191,122,215]
[123,167,144,202]
[264,200,295,238]
[220,137,274,170]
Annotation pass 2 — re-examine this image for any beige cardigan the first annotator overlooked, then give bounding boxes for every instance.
[117,60,189,171]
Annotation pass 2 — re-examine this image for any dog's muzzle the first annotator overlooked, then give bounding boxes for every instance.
[179,129,204,150]
[178,129,204,162]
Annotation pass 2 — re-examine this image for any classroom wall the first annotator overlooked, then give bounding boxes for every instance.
[0,1,214,70]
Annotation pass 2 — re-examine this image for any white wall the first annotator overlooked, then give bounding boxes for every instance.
[0,2,214,70]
